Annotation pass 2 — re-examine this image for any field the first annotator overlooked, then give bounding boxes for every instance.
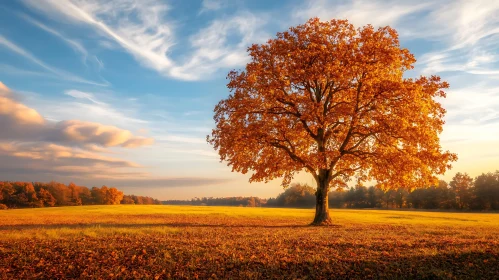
[0,206,498,279]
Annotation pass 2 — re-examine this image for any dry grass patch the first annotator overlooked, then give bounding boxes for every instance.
[0,205,498,279]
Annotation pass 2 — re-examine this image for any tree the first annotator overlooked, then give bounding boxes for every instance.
[91,186,105,204]
[106,187,124,205]
[11,182,39,208]
[38,188,56,207]
[0,182,15,207]
[449,172,473,209]
[278,183,316,208]
[46,181,70,206]
[121,195,136,204]
[67,183,83,206]
[473,171,499,210]
[366,186,383,208]
[208,18,457,225]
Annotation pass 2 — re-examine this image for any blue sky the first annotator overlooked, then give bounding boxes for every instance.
[1,0,498,199]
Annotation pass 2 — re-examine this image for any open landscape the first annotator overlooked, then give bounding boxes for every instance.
[2,1,499,279]
[1,205,498,279]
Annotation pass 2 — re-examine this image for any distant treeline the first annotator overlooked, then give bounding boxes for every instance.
[164,171,499,211]
[165,197,267,207]
[0,181,161,209]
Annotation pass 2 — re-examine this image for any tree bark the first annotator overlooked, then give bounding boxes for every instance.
[311,170,333,226]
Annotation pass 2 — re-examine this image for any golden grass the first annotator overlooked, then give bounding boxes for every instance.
[0,205,498,279]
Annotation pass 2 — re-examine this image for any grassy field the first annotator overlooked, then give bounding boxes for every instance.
[0,206,498,279]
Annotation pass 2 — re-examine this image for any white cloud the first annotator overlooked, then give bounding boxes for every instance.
[52,120,154,147]
[405,0,499,76]
[293,0,432,29]
[199,0,226,14]
[170,12,268,79]
[65,89,106,105]
[291,0,499,80]
[0,81,157,182]
[35,88,149,129]
[156,135,206,144]
[0,82,153,148]
[22,0,268,80]
[22,0,174,74]
[0,35,108,86]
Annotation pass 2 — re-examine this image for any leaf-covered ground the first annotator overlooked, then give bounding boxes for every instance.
[0,206,498,279]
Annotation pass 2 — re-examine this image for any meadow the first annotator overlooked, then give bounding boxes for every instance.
[0,206,498,279]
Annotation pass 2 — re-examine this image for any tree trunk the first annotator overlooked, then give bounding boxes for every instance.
[312,171,333,226]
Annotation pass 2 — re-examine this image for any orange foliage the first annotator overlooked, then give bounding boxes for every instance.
[209,18,457,222]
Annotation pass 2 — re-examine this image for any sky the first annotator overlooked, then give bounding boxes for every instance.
[1,0,499,200]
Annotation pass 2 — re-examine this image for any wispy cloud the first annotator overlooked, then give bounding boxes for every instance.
[170,12,269,79]
[0,63,55,78]
[401,0,499,76]
[33,88,149,129]
[292,0,432,29]
[22,0,175,75]
[0,35,108,86]
[20,13,89,64]
[65,89,106,105]
[199,0,227,14]
[22,0,269,80]
[156,135,206,144]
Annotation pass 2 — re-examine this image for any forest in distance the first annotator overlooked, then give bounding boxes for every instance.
[2,171,499,211]
[2,171,498,211]
[0,181,162,209]
[169,171,499,211]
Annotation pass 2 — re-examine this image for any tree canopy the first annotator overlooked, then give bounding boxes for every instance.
[209,18,457,225]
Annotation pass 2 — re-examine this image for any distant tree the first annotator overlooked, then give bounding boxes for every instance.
[106,187,124,205]
[133,195,144,205]
[121,195,135,204]
[247,197,257,207]
[435,180,454,209]
[208,18,457,225]
[473,171,499,210]
[91,186,105,204]
[328,189,346,208]
[450,173,473,209]
[0,181,161,209]
[79,187,93,205]
[366,186,383,208]
[11,182,39,208]
[46,181,70,206]
[393,189,409,208]
[273,183,316,208]
[0,182,15,207]
[38,188,56,207]
[347,186,370,208]
[67,183,83,206]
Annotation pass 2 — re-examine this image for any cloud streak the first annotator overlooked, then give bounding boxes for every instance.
[0,35,108,86]
[292,0,432,29]
[22,0,268,80]
[20,13,89,64]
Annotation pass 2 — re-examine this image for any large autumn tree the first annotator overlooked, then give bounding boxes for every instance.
[208,18,457,225]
